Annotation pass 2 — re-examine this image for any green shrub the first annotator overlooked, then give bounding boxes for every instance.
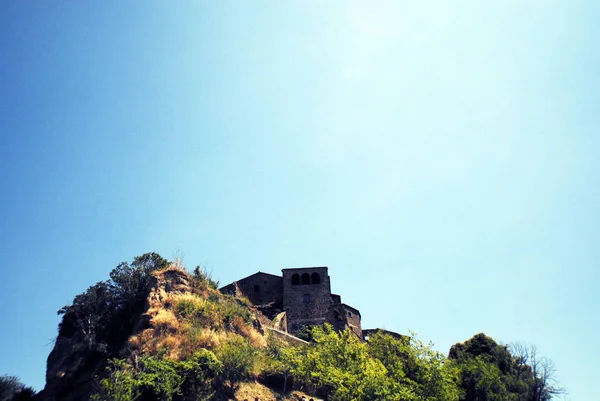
[216,336,257,397]
[217,297,252,328]
[92,350,222,401]
[191,266,220,290]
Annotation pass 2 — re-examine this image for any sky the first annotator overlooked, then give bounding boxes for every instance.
[0,1,598,399]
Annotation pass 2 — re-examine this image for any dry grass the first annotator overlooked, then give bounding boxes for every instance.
[176,324,231,359]
[235,381,278,401]
[284,391,323,401]
[126,266,271,365]
[151,309,180,333]
[167,293,206,309]
[233,384,322,401]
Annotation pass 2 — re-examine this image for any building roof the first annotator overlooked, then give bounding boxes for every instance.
[219,271,282,291]
[340,303,361,316]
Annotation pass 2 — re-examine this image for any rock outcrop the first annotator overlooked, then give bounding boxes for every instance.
[37,267,193,401]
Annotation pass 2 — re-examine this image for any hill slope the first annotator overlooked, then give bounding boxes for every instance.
[28,253,563,401]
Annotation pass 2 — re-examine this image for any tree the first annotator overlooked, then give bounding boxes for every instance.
[284,325,393,401]
[58,252,170,355]
[449,334,565,401]
[57,281,114,352]
[509,343,566,401]
[368,331,460,401]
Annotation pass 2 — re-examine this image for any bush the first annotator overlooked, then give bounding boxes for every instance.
[191,266,219,290]
[92,350,222,401]
[216,336,257,397]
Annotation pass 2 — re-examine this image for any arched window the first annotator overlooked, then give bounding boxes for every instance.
[301,273,310,285]
[311,272,320,284]
[291,274,300,285]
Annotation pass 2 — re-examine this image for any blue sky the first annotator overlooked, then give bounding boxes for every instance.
[1,1,598,399]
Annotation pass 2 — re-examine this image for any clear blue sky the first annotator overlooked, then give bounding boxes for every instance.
[1,1,598,399]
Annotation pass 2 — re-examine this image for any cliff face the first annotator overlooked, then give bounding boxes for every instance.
[37,267,194,401]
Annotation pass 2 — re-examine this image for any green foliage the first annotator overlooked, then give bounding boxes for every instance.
[284,325,392,401]
[218,297,252,328]
[84,300,562,401]
[449,334,564,401]
[92,350,222,401]
[174,298,208,320]
[176,349,223,400]
[216,336,257,397]
[0,375,36,401]
[258,335,289,376]
[282,326,462,401]
[136,356,185,401]
[91,359,139,401]
[191,265,220,290]
[58,252,169,355]
[368,331,460,401]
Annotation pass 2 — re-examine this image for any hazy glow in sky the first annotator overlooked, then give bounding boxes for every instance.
[1,2,598,399]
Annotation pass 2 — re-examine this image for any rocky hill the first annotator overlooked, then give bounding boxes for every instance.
[1,253,564,401]
[36,254,316,401]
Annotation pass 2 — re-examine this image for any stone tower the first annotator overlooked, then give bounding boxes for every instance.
[282,266,332,333]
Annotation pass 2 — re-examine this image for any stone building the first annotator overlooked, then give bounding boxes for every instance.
[220,266,363,339]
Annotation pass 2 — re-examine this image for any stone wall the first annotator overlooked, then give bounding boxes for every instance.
[341,304,362,338]
[326,303,362,339]
[221,272,283,310]
[282,267,332,333]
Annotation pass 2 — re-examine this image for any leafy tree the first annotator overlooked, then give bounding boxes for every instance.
[284,325,391,401]
[368,331,460,401]
[57,281,114,352]
[58,252,169,355]
[509,343,565,401]
[449,334,565,401]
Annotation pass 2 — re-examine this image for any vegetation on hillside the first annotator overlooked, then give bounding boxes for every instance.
[57,252,171,357]
[449,334,565,401]
[2,253,564,401]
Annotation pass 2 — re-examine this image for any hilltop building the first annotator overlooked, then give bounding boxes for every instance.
[220,266,363,339]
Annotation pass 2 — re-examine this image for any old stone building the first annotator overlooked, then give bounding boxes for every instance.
[220,266,363,339]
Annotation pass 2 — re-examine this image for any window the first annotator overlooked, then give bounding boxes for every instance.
[311,272,320,284]
[292,274,300,285]
[303,293,311,303]
[254,285,259,292]
[301,273,310,285]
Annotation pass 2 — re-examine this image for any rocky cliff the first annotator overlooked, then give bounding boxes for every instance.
[37,267,197,401]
